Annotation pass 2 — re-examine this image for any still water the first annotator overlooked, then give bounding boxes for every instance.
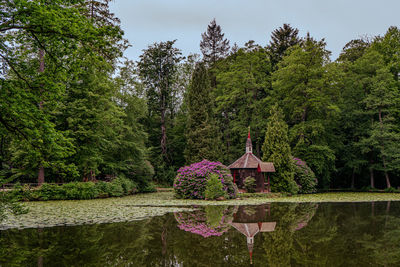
[1,202,399,266]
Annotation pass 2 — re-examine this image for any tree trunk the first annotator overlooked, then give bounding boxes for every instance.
[351,167,355,189]
[369,153,375,188]
[369,166,374,189]
[38,167,45,185]
[160,108,167,160]
[378,109,391,188]
[38,49,45,185]
[160,78,168,162]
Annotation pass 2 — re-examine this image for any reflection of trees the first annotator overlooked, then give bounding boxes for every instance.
[1,202,400,266]
[261,203,318,266]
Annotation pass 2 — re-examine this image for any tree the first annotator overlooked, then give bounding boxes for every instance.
[138,40,182,183]
[272,35,339,188]
[184,63,219,163]
[200,19,230,66]
[214,46,272,162]
[359,51,400,188]
[0,0,102,183]
[262,105,298,194]
[337,38,370,63]
[268,23,301,68]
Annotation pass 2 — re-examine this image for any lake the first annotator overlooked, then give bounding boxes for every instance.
[1,201,399,266]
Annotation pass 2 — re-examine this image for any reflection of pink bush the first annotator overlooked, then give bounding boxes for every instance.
[174,210,232,238]
[295,222,308,231]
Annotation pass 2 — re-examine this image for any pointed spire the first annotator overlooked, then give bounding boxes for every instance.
[246,126,253,153]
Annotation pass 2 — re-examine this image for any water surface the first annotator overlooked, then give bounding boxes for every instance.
[1,201,399,266]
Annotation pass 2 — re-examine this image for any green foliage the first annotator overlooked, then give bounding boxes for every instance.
[185,62,220,163]
[62,182,98,200]
[200,19,230,65]
[244,176,256,193]
[293,158,318,194]
[140,182,157,193]
[8,178,138,201]
[262,105,298,194]
[205,174,226,200]
[384,187,400,193]
[268,23,301,68]
[138,40,183,184]
[0,180,28,222]
[272,36,339,188]
[214,47,272,162]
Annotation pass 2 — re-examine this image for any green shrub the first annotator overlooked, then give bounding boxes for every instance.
[63,182,98,199]
[361,186,380,192]
[293,158,317,194]
[11,183,33,201]
[39,183,66,200]
[8,178,139,201]
[94,181,112,198]
[140,182,156,193]
[205,174,226,200]
[384,187,399,193]
[244,176,256,193]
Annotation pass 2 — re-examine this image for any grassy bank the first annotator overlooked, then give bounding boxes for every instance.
[2,191,400,230]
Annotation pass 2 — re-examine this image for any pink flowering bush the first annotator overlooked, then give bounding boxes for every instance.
[174,206,235,237]
[292,157,317,194]
[173,160,236,199]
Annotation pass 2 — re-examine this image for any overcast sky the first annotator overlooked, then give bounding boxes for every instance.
[109,0,400,61]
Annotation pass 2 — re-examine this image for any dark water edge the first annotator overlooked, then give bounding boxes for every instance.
[1,202,400,267]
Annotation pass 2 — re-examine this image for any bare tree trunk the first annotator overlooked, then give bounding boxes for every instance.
[38,49,45,185]
[351,167,355,189]
[369,167,374,188]
[160,71,168,163]
[369,153,375,188]
[160,108,167,160]
[378,109,391,188]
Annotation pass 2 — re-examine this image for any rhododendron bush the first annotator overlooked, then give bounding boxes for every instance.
[293,157,318,194]
[173,160,236,199]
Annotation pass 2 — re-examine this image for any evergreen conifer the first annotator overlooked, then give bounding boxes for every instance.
[262,105,298,194]
[184,63,220,163]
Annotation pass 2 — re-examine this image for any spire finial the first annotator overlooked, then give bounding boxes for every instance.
[246,126,252,153]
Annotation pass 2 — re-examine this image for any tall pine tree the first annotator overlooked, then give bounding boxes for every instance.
[200,19,230,66]
[184,63,219,163]
[268,23,301,68]
[262,105,298,194]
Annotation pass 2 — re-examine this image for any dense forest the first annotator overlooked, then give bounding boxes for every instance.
[1,0,400,190]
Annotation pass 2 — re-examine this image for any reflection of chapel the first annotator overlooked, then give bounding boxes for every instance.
[228,130,275,192]
[230,204,276,264]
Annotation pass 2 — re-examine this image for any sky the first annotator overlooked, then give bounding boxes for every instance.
[109,0,400,61]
